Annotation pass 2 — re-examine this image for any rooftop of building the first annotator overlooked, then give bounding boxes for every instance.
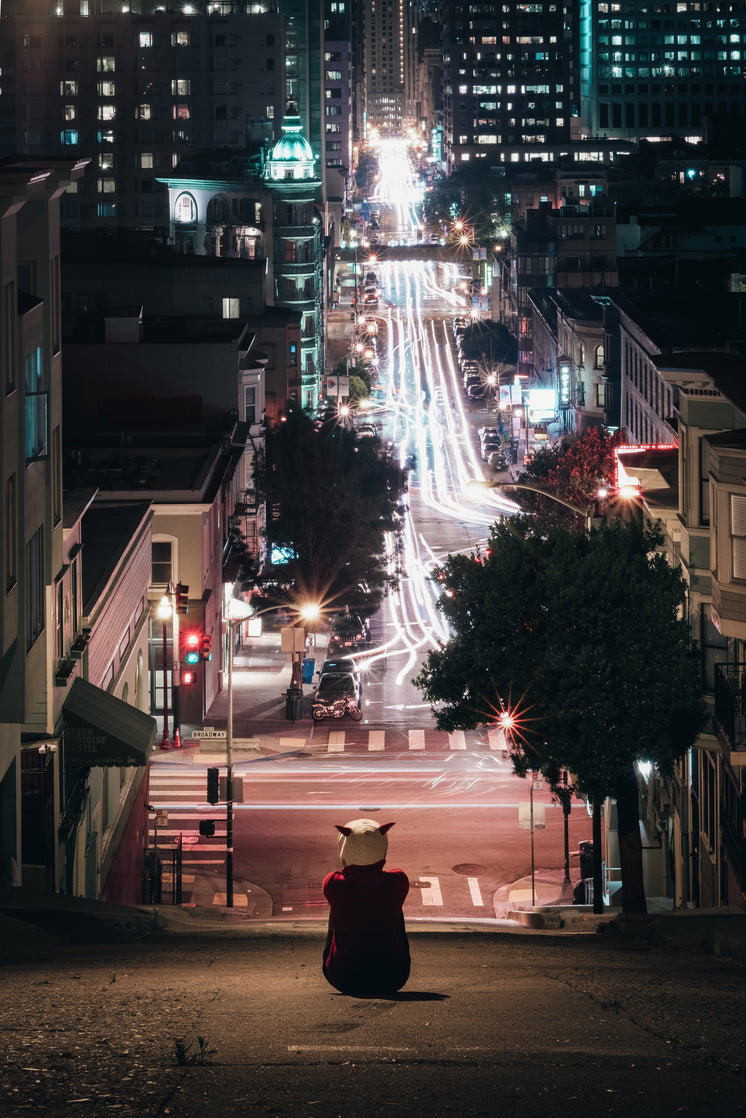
[79,500,153,614]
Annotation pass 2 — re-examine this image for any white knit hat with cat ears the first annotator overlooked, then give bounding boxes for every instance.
[336,818,395,867]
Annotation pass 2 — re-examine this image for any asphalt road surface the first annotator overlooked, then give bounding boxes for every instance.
[2,912,745,1118]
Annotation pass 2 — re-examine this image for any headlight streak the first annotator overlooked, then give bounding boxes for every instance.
[359,256,519,682]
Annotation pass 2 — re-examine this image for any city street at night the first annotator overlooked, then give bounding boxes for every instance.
[144,165,590,923]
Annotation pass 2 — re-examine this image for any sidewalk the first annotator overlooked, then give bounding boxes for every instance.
[168,630,320,755]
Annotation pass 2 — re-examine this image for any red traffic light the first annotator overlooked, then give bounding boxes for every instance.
[182,629,200,664]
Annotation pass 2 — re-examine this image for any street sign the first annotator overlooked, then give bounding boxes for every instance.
[155,809,168,827]
[191,727,227,740]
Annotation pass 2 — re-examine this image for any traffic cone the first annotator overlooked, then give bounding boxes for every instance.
[173,728,181,749]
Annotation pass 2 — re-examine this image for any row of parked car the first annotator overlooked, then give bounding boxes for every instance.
[478,425,508,470]
[453,316,487,401]
[312,610,372,721]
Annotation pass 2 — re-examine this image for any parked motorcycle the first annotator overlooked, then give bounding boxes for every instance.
[312,694,363,722]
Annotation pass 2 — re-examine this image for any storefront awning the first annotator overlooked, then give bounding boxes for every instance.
[63,678,155,767]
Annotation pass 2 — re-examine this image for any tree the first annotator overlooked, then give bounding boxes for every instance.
[422,165,508,243]
[516,428,627,526]
[252,408,407,616]
[413,517,705,914]
[331,355,371,400]
[460,320,517,366]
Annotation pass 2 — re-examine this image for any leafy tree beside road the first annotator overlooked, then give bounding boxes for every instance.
[252,408,407,617]
[414,516,705,913]
[517,426,626,526]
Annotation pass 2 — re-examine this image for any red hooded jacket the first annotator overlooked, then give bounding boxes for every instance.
[322,860,410,995]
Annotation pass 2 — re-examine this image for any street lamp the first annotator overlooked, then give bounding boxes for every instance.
[470,478,603,533]
[223,595,254,907]
[157,592,173,750]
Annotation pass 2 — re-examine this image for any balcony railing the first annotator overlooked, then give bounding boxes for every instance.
[714,662,746,751]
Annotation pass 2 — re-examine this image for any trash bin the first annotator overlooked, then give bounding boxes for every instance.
[285,686,304,722]
[302,657,315,684]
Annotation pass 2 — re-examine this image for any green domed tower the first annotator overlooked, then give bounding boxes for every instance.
[264,104,324,413]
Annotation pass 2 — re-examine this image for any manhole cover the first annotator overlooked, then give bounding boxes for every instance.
[452,863,486,875]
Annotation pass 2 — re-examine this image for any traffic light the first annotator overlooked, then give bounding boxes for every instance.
[182,669,195,686]
[175,582,189,613]
[183,630,200,665]
[206,767,219,804]
[199,819,215,837]
[199,633,212,662]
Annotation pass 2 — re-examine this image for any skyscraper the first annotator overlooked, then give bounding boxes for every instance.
[579,0,746,145]
[438,0,579,171]
[363,0,418,134]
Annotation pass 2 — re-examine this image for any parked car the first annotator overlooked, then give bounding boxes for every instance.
[489,450,509,471]
[328,610,371,653]
[317,657,362,689]
[481,435,502,459]
[452,316,467,330]
[467,383,486,400]
[357,422,378,438]
[464,374,482,391]
[312,672,363,721]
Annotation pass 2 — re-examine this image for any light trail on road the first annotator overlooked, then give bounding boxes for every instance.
[357,254,518,677]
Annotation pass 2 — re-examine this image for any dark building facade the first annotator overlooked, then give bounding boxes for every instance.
[579,0,746,145]
[438,0,580,171]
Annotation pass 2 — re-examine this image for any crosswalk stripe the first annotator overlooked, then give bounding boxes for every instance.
[368,730,385,751]
[408,729,425,750]
[449,731,466,750]
[487,728,505,751]
[467,876,484,906]
[419,876,442,905]
[327,731,345,752]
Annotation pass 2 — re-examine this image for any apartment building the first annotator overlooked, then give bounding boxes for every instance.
[0,0,288,234]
